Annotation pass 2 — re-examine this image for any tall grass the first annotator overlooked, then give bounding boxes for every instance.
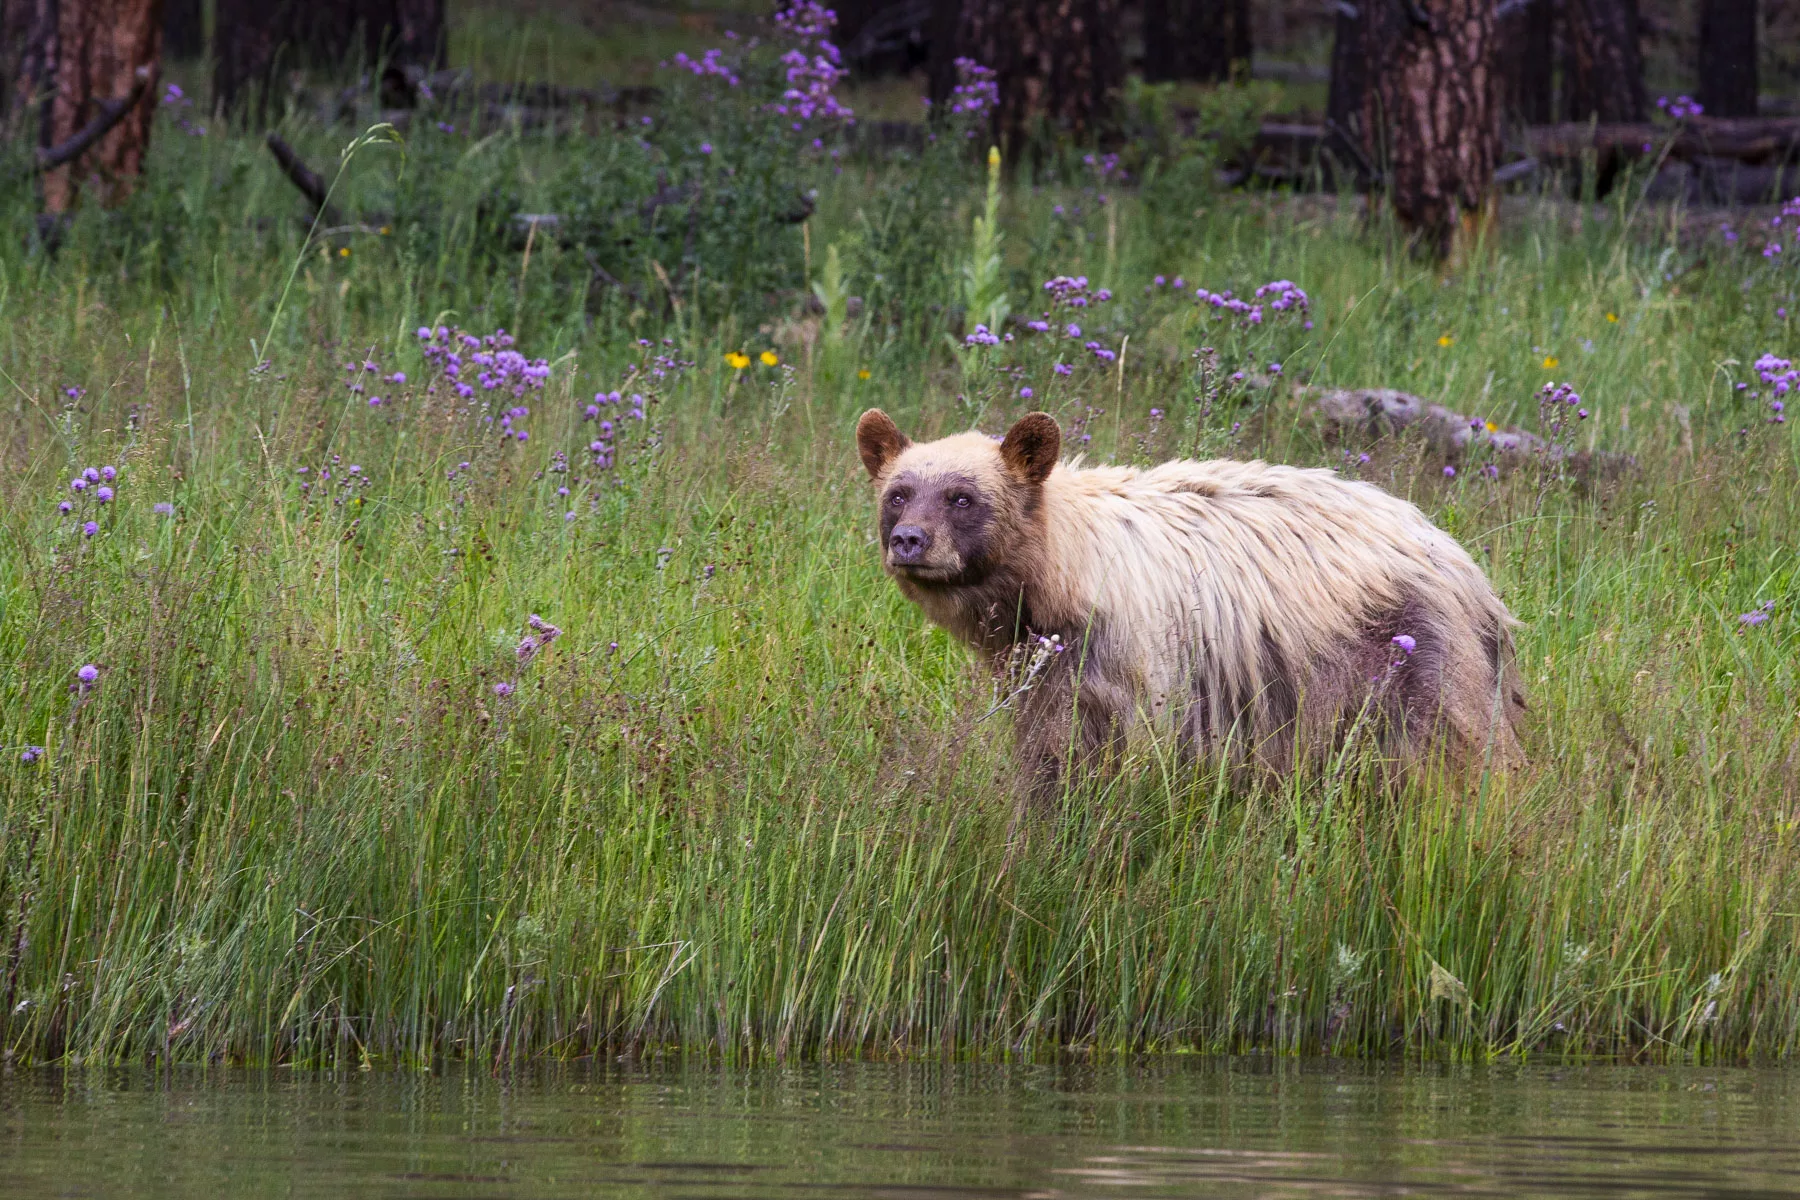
[1,69,1797,1066]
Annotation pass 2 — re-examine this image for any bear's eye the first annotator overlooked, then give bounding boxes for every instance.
[950,494,973,509]
[888,493,907,507]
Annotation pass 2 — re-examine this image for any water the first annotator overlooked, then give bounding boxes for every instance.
[4,1059,1800,1198]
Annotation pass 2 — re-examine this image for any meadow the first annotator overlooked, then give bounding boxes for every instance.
[2,16,1799,1066]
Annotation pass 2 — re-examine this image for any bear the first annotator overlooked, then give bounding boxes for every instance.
[855,407,1526,795]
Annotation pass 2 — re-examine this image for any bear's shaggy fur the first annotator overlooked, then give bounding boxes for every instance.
[856,408,1525,791]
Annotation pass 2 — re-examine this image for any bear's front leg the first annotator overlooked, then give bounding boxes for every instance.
[1013,651,1129,807]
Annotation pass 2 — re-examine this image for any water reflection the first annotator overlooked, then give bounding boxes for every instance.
[1,1059,1796,1198]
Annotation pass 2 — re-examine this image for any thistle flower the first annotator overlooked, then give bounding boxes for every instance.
[493,681,515,697]
[83,521,98,537]
[96,487,113,503]
[1739,601,1775,628]
[20,745,44,763]
[1391,635,1416,655]
[153,502,174,516]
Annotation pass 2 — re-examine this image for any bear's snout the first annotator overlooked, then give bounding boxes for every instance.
[888,524,932,564]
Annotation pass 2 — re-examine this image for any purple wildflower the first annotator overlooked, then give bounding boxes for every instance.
[1739,601,1775,628]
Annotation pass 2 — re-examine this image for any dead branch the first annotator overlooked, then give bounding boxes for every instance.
[32,65,151,175]
[264,132,345,226]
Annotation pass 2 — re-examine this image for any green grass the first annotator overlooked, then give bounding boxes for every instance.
[2,59,1799,1067]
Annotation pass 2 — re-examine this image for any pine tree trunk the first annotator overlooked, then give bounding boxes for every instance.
[1225,0,1250,67]
[933,0,1123,150]
[1141,0,1229,83]
[1561,0,1646,122]
[1326,0,1405,184]
[1497,0,1553,125]
[163,0,201,60]
[2,0,58,134]
[1375,0,1500,260]
[1698,0,1757,118]
[42,0,164,213]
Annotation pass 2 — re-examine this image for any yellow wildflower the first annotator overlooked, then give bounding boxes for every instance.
[724,351,750,370]
[1542,355,1559,369]
[338,246,350,258]
[857,368,871,380]
[760,350,779,366]
[1485,421,1498,432]
[988,145,1000,168]
[1437,334,1454,347]
[1605,312,1618,323]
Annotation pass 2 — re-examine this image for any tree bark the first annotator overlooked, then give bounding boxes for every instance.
[1326,0,1405,184]
[162,0,201,59]
[1142,0,1230,83]
[42,0,164,213]
[1375,0,1501,260]
[930,0,1123,149]
[1561,0,1646,122]
[2,0,58,136]
[1225,0,1250,67]
[213,0,445,112]
[1698,0,1757,118]
[1497,0,1553,125]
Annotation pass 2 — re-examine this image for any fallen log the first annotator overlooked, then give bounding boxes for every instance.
[1307,386,1634,478]
[1237,116,1800,196]
[1524,116,1800,167]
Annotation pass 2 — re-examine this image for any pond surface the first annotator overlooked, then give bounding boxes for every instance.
[4,1059,1799,1198]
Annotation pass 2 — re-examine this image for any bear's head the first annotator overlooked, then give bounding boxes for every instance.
[854,409,1061,588]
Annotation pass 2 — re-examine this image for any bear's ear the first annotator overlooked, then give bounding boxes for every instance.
[1000,412,1061,485]
[856,409,910,479]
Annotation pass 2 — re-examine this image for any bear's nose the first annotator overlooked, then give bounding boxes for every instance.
[888,524,931,563]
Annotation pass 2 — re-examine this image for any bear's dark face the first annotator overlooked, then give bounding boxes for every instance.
[855,409,1061,591]
[877,470,999,584]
